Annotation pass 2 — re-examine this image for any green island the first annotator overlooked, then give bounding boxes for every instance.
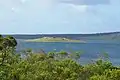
[0,35,120,80]
[25,37,83,42]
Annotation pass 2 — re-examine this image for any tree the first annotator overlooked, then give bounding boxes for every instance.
[0,35,17,50]
[0,35,17,66]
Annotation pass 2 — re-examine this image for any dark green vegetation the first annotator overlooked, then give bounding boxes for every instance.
[0,35,120,80]
[0,35,17,50]
[25,37,82,42]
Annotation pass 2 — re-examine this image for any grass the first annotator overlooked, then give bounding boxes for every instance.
[25,37,84,43]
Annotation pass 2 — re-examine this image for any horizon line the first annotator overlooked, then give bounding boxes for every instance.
[1,31,120,35]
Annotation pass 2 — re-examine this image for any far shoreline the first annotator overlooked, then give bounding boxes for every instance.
[25,37,86,43]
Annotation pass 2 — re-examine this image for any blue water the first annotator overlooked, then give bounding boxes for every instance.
[16,39,120,65]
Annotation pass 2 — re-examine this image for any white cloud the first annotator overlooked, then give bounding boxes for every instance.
[60,0,109,5]
[68,4,88,12]
[0,0,120,34]
[21,0,26,3]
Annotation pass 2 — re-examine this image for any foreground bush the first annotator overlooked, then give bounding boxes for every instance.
[0,48,120,80]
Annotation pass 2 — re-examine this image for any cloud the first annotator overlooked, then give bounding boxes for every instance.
[68,4,88,12]
[0,0,120,34]
[60,0,110,5]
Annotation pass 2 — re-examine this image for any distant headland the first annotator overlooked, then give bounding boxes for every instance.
[25,37,83,43]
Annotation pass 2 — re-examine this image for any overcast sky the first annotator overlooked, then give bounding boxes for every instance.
[0,0,120,34]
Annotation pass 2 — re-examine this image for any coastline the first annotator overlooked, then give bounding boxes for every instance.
[25,37,85,43]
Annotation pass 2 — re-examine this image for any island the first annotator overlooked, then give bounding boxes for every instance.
[25,37,84,43]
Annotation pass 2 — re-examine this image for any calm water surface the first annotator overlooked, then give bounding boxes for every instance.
[16,39,120,65]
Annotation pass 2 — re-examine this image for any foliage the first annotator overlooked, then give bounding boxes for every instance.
[1,48,120,80]
[0,35,17,50]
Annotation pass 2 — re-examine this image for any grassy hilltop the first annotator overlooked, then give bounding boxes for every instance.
[25,37,82,42]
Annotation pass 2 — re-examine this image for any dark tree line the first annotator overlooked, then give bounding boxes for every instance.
[0,35,17,50]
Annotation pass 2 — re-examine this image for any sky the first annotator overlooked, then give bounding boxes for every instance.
[0,0,120,34]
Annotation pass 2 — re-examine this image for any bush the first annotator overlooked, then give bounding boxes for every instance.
[0,48,120,80]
